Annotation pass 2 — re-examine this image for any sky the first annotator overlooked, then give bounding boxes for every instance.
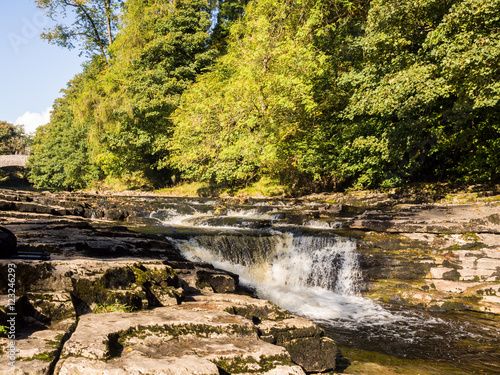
[0,1,85,134]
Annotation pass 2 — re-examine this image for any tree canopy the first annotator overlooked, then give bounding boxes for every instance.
[35,0,124,60]
[0,121,29,156]
[28,0,500,192]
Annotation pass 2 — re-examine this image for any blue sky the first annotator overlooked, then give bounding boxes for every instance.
[0,0,85,134]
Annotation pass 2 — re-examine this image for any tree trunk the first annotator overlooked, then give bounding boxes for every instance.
[105,0,114,46]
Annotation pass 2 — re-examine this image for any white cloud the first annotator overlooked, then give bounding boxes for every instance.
[14,107,52,134]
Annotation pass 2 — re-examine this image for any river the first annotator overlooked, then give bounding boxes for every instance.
[128,196,500,374]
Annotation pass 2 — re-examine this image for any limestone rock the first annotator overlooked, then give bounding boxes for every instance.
[195,269,238,293]
[57,354,221,375]
[282,337,337,373]
[58,307,256,360]
[55,306,305,375]
[0,324,72,375]
[258,316,324,345]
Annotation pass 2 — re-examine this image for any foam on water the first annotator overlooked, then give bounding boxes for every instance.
[137,197,500,368]
[150,208,211,226]
[150,206,280,228]
[303,220,343,229]
[174,232,437,337]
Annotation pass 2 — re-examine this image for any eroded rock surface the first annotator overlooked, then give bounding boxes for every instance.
[342,199,500,315]
[0,258,338,374]
[0,189,342,374]
[1,187,499,374]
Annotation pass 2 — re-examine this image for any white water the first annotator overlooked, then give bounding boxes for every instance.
[149,206,278,228]
[136,198,500,368]
[149,201,456,339]
[303,220,343,229]
[173,232,439,334]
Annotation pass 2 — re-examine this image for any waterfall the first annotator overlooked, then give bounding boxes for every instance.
[290,236,360,295]
[175,232,361,296]
[137,198,499,368]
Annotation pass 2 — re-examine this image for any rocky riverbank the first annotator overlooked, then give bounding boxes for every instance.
[0,189,345,375]
[1,187,499,374]
[335,190,500,316]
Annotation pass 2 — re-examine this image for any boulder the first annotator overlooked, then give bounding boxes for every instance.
[0,226,16,258]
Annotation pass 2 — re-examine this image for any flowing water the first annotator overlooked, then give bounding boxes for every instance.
[130,197,500,374]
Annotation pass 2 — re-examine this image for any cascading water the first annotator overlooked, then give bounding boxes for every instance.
[177,232,361,294]
[136,197,500,374]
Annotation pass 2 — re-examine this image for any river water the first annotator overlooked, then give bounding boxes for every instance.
[129,197,500,374]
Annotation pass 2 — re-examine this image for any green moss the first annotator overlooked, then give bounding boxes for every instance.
[341,347,474,375]
[224,302,291,322]
[264,325,324,345]
[71,264,179,313]
[93,303,132,314]
[463,295,483,303]
[72,277,108,304]
[21,350,58,362]
[34,351,57,362]
[111,323,257,353]
[460,232,480,241]
[102,267,136,289]
[131,263,177,289]
[440,301,470,311]
[442,269,461,281]
[478,288,497,296]
[211,354,294,374]
[45,333,65,348]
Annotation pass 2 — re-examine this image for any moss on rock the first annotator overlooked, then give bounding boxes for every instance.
[211,354,294,374]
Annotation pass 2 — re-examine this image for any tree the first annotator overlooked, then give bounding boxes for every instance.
[0,121,28,155]
[170,0,365,189]
[337,0,500,186]
[27,64,102,189]
[28,0,500,192]
[35,0,124,60]
[209,0,248,51]
[86,0,219,187]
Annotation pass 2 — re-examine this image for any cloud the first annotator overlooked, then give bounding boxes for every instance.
[14,107,52,134]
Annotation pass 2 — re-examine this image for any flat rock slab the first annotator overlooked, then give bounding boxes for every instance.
[57,353,221,375]
[58,356,305,375]
[348,205,500,234]
[0,325,69,375]
[56,306,305,375]
[60,307,256,360]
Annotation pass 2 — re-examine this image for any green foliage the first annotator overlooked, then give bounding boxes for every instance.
[335,0,500,187]
[102,0,219,186]
[29,0,227,189]
[28,0,500,192]
[0,121,29,155]
[35,0,124,60]
[27,65,102,190]
[171,0,341,187]
[93,303,132,313]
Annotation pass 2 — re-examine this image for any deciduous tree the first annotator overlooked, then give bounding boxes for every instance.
[35,0,124,60]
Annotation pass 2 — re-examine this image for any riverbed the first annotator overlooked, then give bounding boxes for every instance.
[125,196,500,375]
